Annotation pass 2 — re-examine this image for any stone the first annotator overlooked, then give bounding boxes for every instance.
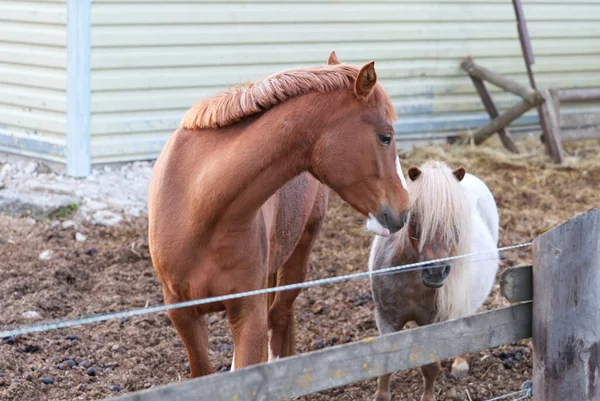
[35,164,53,175]
[39,250,53,260]
[0,189,78,220]
[23,162,38,175]
[0,163,11,181]
[75,232,87,242]
[26,182,75,197]
[22,311,41,320]
[92,211,123,227]
[125,207,141,218]
[62,220,76,230]
[40,377,54,385]
[82,200,107,211]
[3,336,15,345]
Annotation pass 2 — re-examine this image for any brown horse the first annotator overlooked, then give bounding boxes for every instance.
[148,51,410,377]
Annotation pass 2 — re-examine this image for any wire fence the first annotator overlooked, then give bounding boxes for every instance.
[486,380,533,401]
[0,242,531,338]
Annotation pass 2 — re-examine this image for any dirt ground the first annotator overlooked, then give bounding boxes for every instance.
[1,137,599,401]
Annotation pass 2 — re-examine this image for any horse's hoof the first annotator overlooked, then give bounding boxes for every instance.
[419,394,436,401]
[451,358,469,379]
[374,391,391,401]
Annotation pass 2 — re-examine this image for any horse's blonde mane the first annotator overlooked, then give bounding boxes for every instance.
[407,160,473,321]
[180,64,397,130]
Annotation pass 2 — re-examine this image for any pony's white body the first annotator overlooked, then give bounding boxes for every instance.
[459,173,500,313]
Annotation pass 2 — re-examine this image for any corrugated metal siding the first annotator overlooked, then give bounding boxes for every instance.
[0,0,67,163]
[90,0,600,163]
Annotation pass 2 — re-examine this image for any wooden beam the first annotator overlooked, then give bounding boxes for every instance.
[560,127,600,143]
[532,208,600,401]
[560,112,600,128]
[500,265,532,303]
[469,75,520,153]
[461,57,539,104]
[107,304,532,401]
[471,100,535,145]
[555,88,600,103]
[539,89,565,163]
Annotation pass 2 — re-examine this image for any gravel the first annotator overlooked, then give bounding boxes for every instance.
[0,159,153,226]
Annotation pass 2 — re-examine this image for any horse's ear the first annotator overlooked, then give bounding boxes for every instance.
[354,61,377,99]
[328,50,341,65]
[453,167,466,182]
[408,167,421,181]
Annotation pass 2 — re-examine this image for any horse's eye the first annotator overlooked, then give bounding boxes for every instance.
[377,133,392,145]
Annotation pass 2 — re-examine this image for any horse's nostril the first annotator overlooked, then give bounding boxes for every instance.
[443,264,451,276]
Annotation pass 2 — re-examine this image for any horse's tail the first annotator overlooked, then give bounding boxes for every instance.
[265,270,296,360]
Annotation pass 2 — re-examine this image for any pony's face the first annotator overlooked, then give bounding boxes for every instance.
[311,53,409,236]
[406,165,467,288]
[408,222,452,288]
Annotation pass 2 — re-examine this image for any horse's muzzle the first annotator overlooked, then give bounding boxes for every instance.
[377,208,408,234]
[421,263,451,288]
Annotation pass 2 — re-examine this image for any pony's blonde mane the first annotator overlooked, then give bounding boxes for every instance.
[407,160,473,322]
[180,64,397,130]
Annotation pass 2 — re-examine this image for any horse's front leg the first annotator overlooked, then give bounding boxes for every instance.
[373,309,406,401]
[374,374,393,401]
[225,294,269,370]
[420,361,442,401]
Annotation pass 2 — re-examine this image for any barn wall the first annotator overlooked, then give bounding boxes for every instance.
[90,0,600,164]
[0,0,67,163]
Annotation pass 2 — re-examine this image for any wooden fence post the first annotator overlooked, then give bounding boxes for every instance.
[532,208,600,400]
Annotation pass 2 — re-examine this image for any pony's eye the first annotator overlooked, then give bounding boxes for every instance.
[377,133,392,145]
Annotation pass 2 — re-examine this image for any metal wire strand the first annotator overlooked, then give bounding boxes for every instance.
[0,242,532,338]
[486,389,530,401]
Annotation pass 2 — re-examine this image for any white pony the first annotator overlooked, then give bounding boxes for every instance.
[368,160,499,401]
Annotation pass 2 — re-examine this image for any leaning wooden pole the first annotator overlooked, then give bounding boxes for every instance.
[462,58,538,104]
[467,74,520,153]
[470,99,536,145]
[532,207,600,400]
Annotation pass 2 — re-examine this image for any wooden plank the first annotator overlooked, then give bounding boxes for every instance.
[539,89,565,163]
[532,208,600,401]
[560,126,600,142]
[106,303,532,401]
[461,57,538,104]
[469,75,520,153]
[500,265,532,303]
[556,88,600,103]
[560,112,600,128]
[470,99,535,145]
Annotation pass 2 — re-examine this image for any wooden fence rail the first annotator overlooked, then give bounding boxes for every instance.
[105,208,599,401]
[107,306,532,401]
